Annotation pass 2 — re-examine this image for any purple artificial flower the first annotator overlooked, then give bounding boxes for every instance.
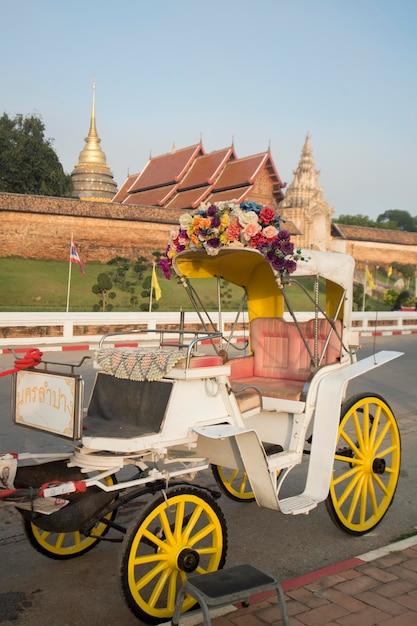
[160,258,172,280]
[265,249,278,263]
[210,215,221,228]
[206,237,220,249]
[277,229,290,241]
[284,259,297,274]
[271,257,286,271]
[207,204,217,216]
[280,240,294,255]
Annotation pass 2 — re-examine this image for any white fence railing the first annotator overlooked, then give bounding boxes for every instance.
[0,310,416,349]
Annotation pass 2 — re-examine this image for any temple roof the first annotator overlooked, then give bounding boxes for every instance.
[213,152,275,190]
[128,144,204,193]
[331,223,417,245]
[123,184,177,206]
[114,142,285,210]
[112,174,137,203]
[177,147,235,189]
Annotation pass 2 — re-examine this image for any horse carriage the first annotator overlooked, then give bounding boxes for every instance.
[0,201,402,624]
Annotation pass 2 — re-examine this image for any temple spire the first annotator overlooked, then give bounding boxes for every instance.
[88,78,98,140]
[279,134,333,250]
[71,80,118,201]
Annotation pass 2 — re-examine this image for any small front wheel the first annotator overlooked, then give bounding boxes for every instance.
[23,474,117,560]
[326,393,401,535]
[119,485,228,624]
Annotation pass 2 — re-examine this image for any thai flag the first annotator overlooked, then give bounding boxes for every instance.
[70,241,85,275]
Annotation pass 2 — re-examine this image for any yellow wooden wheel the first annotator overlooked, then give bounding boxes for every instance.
[326,393,401,535]
[119,486,227,624]
[23,475,117,559]
[211,465,255,502]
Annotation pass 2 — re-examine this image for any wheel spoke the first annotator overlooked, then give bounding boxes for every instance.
[359,474,368,524]
[159,508,175,545]
[367,474,378,515]
[174,499,186,541]
[337,468,362,508]
[352,410,366,452]
[134,560,169,592]
[148,566,172,608]
[346,473,365,523]
[369,405,381,448]
[167,569,180,612]
[373,421,392,453]
[142,527,170,553]
[372,472,390,496]
[181,504,203,543]
[188,521,217,547]
[339,430,362,459]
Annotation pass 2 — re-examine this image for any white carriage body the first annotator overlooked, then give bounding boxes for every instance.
[29,247,397,516]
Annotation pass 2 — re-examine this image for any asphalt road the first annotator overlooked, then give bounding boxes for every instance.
[0,335,416,625]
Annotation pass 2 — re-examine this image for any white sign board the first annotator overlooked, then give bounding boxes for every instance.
[12,370,84,440]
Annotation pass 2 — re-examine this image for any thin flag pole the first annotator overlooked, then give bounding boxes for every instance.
[66,234,73,313]
[149,266,153,312]
[362,262,367,312]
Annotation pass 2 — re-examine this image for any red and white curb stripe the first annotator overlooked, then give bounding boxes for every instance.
[1,328,416,355]
[281,534,417,593]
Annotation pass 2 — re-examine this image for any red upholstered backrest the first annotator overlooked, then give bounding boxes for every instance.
[250,318,341,382]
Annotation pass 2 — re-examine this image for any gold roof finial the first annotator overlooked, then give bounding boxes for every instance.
[77,79,105,165]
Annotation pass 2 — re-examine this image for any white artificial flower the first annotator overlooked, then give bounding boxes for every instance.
[237,210,259,226]
[204,243,221,256]
[179,214,193,229]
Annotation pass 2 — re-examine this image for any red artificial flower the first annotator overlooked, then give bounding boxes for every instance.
[259,206,275,225]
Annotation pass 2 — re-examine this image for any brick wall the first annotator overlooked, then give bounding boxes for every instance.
[0,192,184,261]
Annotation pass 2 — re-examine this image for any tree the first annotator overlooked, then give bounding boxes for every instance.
[377,210,417,232]
[382,288,400,310]
[140,274,159,311]
[0,112,73,196]
[391,262,415,288]
[107,256,130,290]
[133,256,149,281]
[92,272,116,311]
[333,214,378,227]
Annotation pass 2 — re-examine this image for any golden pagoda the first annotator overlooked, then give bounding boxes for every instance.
[71,81,118,201]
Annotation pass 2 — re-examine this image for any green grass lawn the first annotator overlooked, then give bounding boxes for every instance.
[0,256,391,313]
[0,257,246,312]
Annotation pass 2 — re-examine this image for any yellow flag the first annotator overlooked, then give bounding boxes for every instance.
[151,263,162,301]
[366,267,375,290]
[387,265,392,278]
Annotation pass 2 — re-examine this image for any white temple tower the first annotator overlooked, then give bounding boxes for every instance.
[279,134,333,250]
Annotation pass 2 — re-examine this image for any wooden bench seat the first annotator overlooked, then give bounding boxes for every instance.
[229,317,342,402]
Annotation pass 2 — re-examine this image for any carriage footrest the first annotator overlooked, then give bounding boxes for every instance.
[171,564,289,625]
[279,494,319,515]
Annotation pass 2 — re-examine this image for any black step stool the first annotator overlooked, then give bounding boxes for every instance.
[171,564,290,625]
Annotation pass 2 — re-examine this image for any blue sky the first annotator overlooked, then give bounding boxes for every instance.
[1,0,416,220]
